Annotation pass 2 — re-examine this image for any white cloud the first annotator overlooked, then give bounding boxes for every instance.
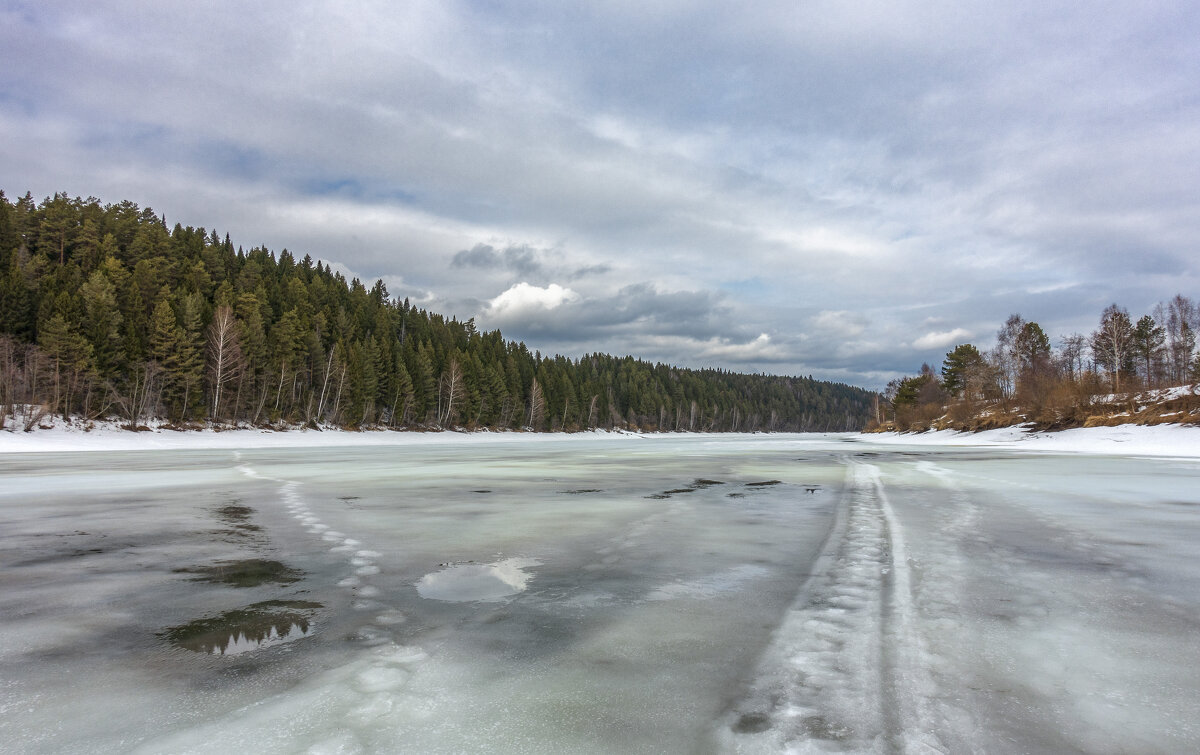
[912,328,972,350]
[764,226,888,259]
[699,333,781,361]
[486,282,580,320]
[812,310,868,338]
[1025,281,1077,295]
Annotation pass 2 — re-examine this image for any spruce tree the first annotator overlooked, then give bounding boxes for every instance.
[149,294,186,419]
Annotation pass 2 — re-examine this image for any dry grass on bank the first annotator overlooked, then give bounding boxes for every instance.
[869,385,1200,434]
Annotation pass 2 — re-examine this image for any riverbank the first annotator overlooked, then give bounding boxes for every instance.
[0,415,645,453]
[864,422,1200,458]
[3,412,1200,458]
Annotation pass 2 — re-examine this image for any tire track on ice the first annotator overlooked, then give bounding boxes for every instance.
[720,456,944,754]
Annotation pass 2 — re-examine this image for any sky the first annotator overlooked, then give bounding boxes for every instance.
[2,1,1198,389]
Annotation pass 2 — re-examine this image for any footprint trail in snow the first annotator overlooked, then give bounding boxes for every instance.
[225,451,431,753]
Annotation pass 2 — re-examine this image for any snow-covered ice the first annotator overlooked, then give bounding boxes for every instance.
[2,431,1198,752]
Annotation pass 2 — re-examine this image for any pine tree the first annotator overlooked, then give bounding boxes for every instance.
[176,291,206,420]
[38,313,94,418]
[0,257,34,339]
[1131,314,1165,388]
[388,358,414,426]
[37,192,77,265]
[79,268,124,378]
[149,294,186,419]
[413,344,437,424]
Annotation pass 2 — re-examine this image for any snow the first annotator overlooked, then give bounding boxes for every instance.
[4,411,1200,459]
[864,422,1200,458]
[415,558,541,602]
[0,416,642,453]
[1090,382,1199,405]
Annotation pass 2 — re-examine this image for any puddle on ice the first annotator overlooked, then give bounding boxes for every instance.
[732,712,772,734]
[211,502,266,543]
[646,478,726,499]
[215,503,256,527]
[174,559,304,587]
[416,558,541,602]
[162,600,321,655]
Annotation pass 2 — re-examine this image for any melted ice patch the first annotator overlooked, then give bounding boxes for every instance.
[416,558,541,602]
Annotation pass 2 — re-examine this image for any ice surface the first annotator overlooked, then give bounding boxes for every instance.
[2,433,1199,752]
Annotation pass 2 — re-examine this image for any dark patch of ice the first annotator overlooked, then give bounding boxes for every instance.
[732,712,771,733]
[174,559,303,588]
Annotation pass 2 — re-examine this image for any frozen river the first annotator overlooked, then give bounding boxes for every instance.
[1,434,1198,753]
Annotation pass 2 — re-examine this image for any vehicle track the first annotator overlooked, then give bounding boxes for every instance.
[721,456,944,753]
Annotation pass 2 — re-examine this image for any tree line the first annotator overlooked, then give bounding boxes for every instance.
[881,297,1200,431]
[0,190,875,433]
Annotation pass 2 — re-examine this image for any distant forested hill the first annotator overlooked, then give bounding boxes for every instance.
[0,191,874,432]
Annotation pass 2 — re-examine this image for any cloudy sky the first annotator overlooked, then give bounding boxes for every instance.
[3,1,1198,388]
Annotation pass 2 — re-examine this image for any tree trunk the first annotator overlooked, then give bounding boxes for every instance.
[206,306,243,420]
[316,349,335,421]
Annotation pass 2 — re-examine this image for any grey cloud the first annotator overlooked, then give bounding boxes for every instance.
[470,283,746,361]
[568,264,612,280]
[451,243,543,276]
[451,244,504,269]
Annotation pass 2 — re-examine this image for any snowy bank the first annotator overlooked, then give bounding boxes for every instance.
[0,415,653,454]
[0,416,816,454]
[862,423,1200,458]
[4,414,1199,459]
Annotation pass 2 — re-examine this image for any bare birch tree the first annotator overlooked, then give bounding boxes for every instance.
[439,358,465,427]
[587,394,599,429]
[1091,304,1134,392]
[992,314,1025,399]
[1164,295,1197,384]
[1057,333,1087,382]
[111,361,163,430]
[206,305,243,420]
[527,377,545,429]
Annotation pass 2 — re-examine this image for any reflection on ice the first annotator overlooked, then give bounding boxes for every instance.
[173,559,304,588]
[205,623,310,656]
[161,600,321,655]
[416,558,540,602]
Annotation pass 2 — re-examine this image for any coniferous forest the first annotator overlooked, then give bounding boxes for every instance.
[0,191,875,433]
